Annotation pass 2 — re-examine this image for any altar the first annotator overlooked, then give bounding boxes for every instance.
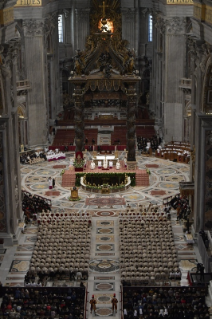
[93,155,117,167]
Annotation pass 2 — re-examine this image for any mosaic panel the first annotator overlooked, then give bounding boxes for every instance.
[95,211,118,217]
[10,260,30,273]
[96,235,114,243]
[96,293,114,304]
[96,244,114,251]
[96,220,114,227]
[95,308,113,316]
[94,282,115,291]
[86,197,125,206]
[95,253,115,257]
[89,259,119,273]
[97,228,114,234]
[94,276,115,280]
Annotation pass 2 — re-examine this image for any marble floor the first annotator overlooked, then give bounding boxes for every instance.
[0,152,203,318]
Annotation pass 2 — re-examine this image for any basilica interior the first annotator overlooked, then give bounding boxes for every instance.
[1,0,212,318]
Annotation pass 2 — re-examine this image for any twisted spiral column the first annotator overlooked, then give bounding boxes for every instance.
[126,84,137,162]
[73,84,84,152]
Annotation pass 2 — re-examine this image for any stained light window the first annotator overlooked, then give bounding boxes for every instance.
[148,14,153,42]
[58,14,64,43]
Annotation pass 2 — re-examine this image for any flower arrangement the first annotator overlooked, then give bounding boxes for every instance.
[60,169,65,175]
[73,159,84,168]
[146,168,151,175]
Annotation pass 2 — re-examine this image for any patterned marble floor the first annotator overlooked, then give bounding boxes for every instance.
[0,152,200,317]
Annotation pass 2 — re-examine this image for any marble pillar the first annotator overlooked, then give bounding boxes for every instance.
[163,18,186,142]
[74,8,90,51]
[23,19,48,148]
[0,46,22,245]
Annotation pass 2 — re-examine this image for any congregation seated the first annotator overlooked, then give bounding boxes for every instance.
[123,286,210,319]
[156,141,191,162]
[22,191,51,222]
[167,195,191,221]
[20,151,46,165]
[0,287,85,319]
[46,150,66,161]
[29,219,91,278]
[119,214,179,284]
[137,135,159,152]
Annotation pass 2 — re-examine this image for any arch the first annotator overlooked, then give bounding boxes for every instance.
[201,56,212,113]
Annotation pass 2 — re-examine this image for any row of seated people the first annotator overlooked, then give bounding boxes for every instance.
[137,135,160,152]
[0,287,85,319]
[156,142,191,162]
[123,286,210,319]
[168,195,191,221]
[46,149,66,162]
[25,269,88,287]
[20,151,46,165]
[30,220,91,275]
[22,192,51,222]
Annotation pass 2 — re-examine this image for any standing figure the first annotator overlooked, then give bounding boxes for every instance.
[90,295,97,314]
[52,178,55,189]
[48,177,53,189]
[111,293,118,313]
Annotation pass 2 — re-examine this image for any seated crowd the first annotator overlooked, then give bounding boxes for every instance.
[123,286,210,319]
[137,136,160,152]
[119,213,179,284]
[20,151,46,165]
[168,195,191,221]
[156,142,190,162]
[22,191,51,222]
[28,219,91,281]
[0,287,85,319]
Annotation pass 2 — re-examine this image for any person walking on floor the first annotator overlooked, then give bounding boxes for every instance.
[111,293,118,313]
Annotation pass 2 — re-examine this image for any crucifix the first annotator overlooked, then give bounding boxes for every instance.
[99,0,109,18]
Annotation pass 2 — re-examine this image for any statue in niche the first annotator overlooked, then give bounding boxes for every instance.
[74,50,85,75]
[98,53,112,78]
[124,49,135,74]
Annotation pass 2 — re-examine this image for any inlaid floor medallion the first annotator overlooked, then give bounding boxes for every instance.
[89,259,119,273]
[95,308,113,316]
[97,228,114,234]
[95,282,114,291]
[96,244,114,251]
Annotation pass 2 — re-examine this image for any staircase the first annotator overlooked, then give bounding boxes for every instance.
[135,170,149,187]
[61,171,76,187]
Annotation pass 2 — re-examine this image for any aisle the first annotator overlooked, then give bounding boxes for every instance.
[87,216,120,318]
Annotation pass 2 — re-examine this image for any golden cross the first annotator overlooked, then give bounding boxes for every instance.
[99,0,109,18]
